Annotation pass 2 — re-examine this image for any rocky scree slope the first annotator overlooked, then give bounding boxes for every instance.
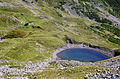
[53,0,120,28]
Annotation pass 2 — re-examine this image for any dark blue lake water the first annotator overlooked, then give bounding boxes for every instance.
[57,48,111,62]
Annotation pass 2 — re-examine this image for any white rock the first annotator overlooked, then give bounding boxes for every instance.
[0,72,3,76]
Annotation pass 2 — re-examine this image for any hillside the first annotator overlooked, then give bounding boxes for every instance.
[0,0,120,79]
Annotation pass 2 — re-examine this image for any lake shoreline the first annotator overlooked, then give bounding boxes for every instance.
[53,44,114,61]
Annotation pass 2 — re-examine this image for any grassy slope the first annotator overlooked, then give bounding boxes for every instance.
[0,0,119,78]
[0,0,120,63]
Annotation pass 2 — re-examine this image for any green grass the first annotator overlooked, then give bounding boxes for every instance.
[1,30,28,39]
[0,0,120,63]
[0,1,120,79]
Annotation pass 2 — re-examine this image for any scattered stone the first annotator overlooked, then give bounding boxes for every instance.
[32,26,43,30]
[84,77,88,79]
[24,21,34,26]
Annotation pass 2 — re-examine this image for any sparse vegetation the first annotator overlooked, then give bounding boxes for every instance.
[101,24,120,37]
[30,65,105,79]
[54,1,66,11]
[1,30,27,39]
[108,36,120,45]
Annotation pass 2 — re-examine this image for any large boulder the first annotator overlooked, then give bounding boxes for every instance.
[114,49,120,56]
